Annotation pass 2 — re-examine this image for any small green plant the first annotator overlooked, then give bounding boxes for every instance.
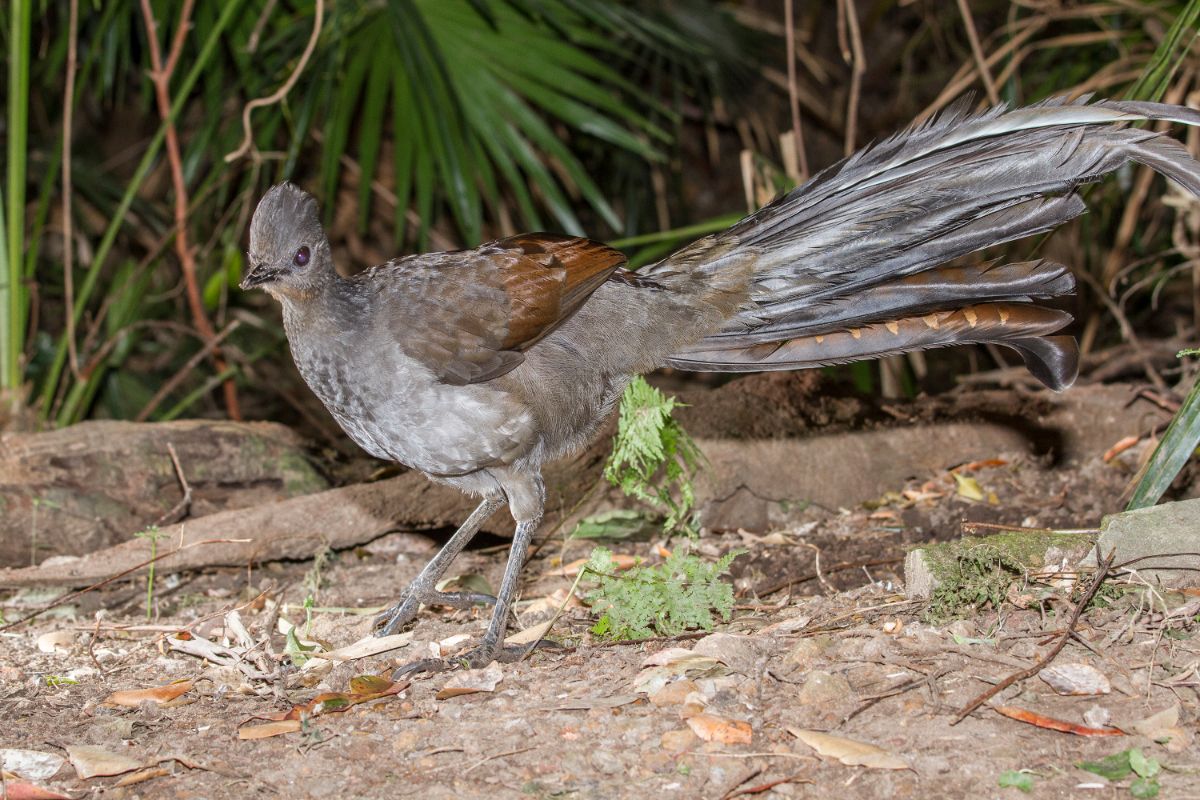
[133,525,167,620]
[285,625,318,668]
[604,377,703,534]
[584,546,742,640]
[1078,748,1161,798]
[997,770,1035,793]
[44,675,78,688]
[927,544,1026,622]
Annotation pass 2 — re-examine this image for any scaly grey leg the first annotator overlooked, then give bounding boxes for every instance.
[373,493,505,637]
[392,513,543,675]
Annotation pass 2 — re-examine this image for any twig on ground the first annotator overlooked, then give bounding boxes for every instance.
[725,773,812,799]
[461,746,538,775]
[952,546,1117,724]
[959,521,1099,536]
[717,767,763,800]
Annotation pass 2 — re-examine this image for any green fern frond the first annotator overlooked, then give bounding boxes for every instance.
[604,376,703,533]
[584,546,742,640]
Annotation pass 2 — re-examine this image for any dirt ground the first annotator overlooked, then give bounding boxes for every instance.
[2,380,1199,799]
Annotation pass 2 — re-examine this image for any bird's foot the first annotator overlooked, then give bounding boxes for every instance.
[390,639,558,679]
[373,590,497,637]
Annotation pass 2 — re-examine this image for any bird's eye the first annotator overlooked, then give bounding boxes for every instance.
[293,246,311,267]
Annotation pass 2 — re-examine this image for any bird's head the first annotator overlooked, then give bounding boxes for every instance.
[243,183,333,300]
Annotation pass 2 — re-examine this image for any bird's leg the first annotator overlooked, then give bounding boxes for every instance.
[393,514,541,676]
[373,493,505,637]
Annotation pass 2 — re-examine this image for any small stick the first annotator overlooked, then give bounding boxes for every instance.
[960,521,1098,536]
[725,773,812,799]
[152,442,194,527]
[718,767,763,800]
[952,546,1116,724]
[461,746,537,775]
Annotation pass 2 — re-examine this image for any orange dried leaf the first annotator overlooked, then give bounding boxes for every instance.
[244,675,408,724]
[4,782,72,800]
[993,706,1124,736]
[686,713,752,745]
[114,767,170,787]
[103,680,193,708]
[1103,435,1140,462]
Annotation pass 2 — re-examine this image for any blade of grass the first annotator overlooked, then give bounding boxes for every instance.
[1124,0,1200,102]
[1126,368,1200,510]
[2,0,32,398]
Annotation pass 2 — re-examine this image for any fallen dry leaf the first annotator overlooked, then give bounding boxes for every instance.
[952,473,985,501]
[2,781,71,800]
[103,680,194,708]
[993,706,1124,736]
[550,694,639,711]
[35,630,74,655]
[788,728,909,770]
[1128,704,1192,753]
[505,619,555,646]
[521,587,584,616]
[302,631,413,668]
[1038,663,1110,696]
[0,749,65,781]
[436,664,503,700]
[686,713,752,745]
[114,767,171,787]
[237,720,302,740]
[66,744,143,779]
[239,674,409,735]
[632,652,725,695]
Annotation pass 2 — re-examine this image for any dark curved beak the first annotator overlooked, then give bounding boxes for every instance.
[240,261,282,290]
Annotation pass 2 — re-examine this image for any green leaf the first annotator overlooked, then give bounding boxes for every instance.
[997,771,1035,793]
[1129,749,1160,780]
[1130,777,1161,799]
[1078,750,1134,781]
[285,627,317,668]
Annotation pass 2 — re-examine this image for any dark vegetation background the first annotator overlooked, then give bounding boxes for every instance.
[1,0,1197,444]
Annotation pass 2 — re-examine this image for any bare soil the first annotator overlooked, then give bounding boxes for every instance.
[2,378,1198,799]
